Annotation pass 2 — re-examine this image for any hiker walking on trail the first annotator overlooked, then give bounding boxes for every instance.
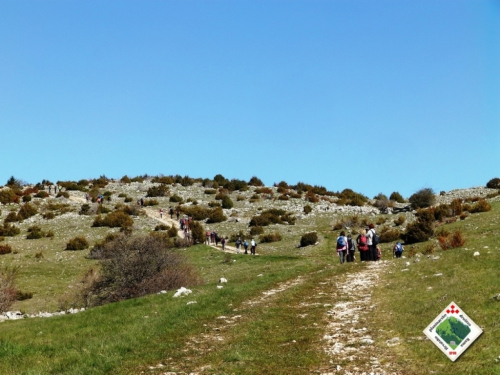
[210,231,215,244]
[357,229,369,261]
[366,224,379,261]
[393,242,404,258]
[336,231,348,264]
[235,237,242,254]
[347,234,356,262]
[169,207,174,219]
[221,236,226,251]
[159,208,163,218]
[250,238,256,255]
[215,233,220,246]
[176,207,180,220]
[206,230,211,245]
[244,239,249,254]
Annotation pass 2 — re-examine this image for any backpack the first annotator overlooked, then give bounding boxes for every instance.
[357,235,368,251]
[347,238,356,251]
[337,236,346,247]
[394,242,403,253]
[371,230,380,246]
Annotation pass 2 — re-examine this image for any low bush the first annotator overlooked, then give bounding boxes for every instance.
[93,211,134,230]
[250,226,264,236]
[255,187,272,194]
[35,191,49,199]
[189,221,205,244]
[208,201,221,207]
[143,199,159,206]
[0,189,18,204]
[22,195,32,202]
[379,228,401,243]
[470,199,491,213]
[0,223,20,237]
[0,266,19,313]
[248,176,264,186]
[154,224,170,231]
[169,194,183,203]
[394,215,406,226]
[4,212,18,223]
[221,195,234,209]
[124,197,133,203]
[259,232,282,243]
[0,244,12,255]
[79,204,92,215]
[409,188,435,209]
[146,185,169,197]
[96,205,111,214]
[79,234,201,307]
[438,229,466,250]
[303,205,312,215]
[26,226,44,239]
[180,205,210,221]
[206,207,227,224]
[402,214,434,244]
[300,232,318,247]
[204,189,217,195]
[486,177,500,189]
[56,191,70,198]
[167,226,178,238]
[17,203,37,221]
[118,193,127,198]
[278,194,289,201]
[66,236,89,251]
[389,191,405,203]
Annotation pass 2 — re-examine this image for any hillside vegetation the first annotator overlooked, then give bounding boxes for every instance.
[0,175,499,374]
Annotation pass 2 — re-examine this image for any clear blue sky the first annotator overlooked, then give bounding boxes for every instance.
[1,0,499,198]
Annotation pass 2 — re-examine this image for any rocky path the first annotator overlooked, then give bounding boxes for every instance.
[319,261,401,375]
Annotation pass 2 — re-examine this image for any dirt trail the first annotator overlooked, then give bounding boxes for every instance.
[143,207,185,238]
[319,261,400,375]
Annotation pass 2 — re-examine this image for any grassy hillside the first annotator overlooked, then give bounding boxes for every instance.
[0,179,499,374]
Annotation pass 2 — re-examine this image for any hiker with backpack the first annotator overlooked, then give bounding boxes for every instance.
[336,231,348,264]
[347,234,356,262]
[356,229,369,261]
[393,242,404,258]
[366,224,380,261]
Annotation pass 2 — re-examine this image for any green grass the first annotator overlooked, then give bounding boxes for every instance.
[371,201,500,375]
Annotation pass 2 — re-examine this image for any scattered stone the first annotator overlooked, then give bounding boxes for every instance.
[219,277,228,283]
[186,301,197,305]
[433,273,443,277]
[217,285,223,289]
[173,287,192,297]
[473,251,480,256]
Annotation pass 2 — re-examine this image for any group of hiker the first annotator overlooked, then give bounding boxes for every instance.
[336,224,404,264]
[205,231,257,255]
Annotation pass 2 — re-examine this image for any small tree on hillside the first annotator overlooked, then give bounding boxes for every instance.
[409,188,435,209]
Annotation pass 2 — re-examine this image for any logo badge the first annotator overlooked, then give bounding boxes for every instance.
[423,302,483,361]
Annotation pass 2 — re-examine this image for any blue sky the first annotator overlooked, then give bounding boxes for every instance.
[1,0,499,198]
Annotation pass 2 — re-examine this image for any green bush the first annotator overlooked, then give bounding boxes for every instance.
[180,206,210,221]
[17,203,37,221]
[206,207,227,224]
[26,226,44,239]
[147,185,169,197]
[4,212,18,223]
[143,199,159,206]
[248,176,264,186]
[259,232,282,243]
[221,195,234,209]
[393,215,406,226]
[409,188,435,209]
[154,224,170,231]
[379,227,401,243]
[250,226,264,236]
[0,266,19,313]
[42,212,55,220]
[204,189,217,195]
[0,189,18,204]
[56,191,70,198]
[169,194,183,203]
[0,223,20,237]
[79,204,91,215]
[389,191,405,203]
[0,244,12,255]
[403,210,434,244]
[65,236,89,250]
[93,211,134,230]
[190,221,205,244]
[249,209,292,227]
[300,232,318,247]
[486,177,500,189]
[167,226,178,238]
[470,199,491,213]
[22,195,32,202]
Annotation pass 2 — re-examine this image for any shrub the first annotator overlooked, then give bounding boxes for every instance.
[259,232,282,243]
[26,226,44,239]
[248,176,264,186]
[79,234,201,307]
[394,215,406,226]
[376,217,386,225]
[22,195,32,202]
[118,193,127,198]
[389,191,405,203]
[169,194,183,203]
[423,243,436,255]
[221,195,234,209]
[46,230,54,238]
[278,194,289,201]
[17,203,38,221]
[147,185,169,197]
[124,197,133,203]
[121,204,144,217]
[450,198,463,216]
[208,201,221,207]
[190,221,205,244]
[305,191,319,203]
[154,224,170,231]
[470,199,491,213]
[143,199,159,206]
[66,236,89,250]
[0,266,19,313]
[4,211,18,223]
[432,204,452,221]
[409,188,435,209]
[180,205,210,221]
[255,187,272,194]
[486,177,500,189]
[303,205,312,215]
[206,207,227,224]
[300,232,318,247]
[438,230,466,250]
[204,189,217,195]
[43,212,56,220]
[79,204,91,215]
[97,205,111,214]
[379,228,401,243]
[0,223,20,237]
[0,244,12,255]
[402,216,434,244]
[93,211,134,230]
[35,190,49,199]
[167,226,178,238]
[0,189,18,204]
[56,191,70,198]
[250,226,264,236]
